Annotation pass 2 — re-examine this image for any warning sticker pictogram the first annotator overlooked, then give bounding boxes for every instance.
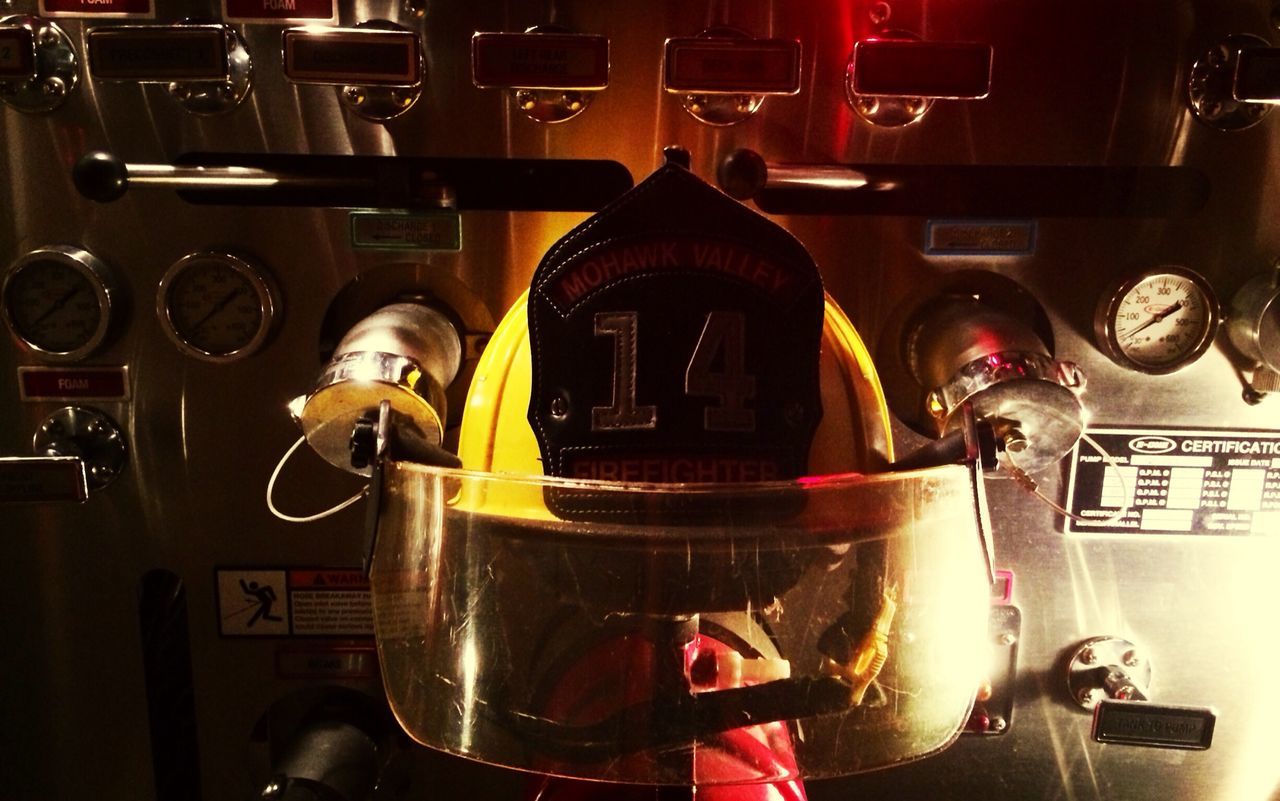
[216,569,290,636]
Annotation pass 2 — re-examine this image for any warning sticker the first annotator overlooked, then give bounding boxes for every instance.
[216,568,373,637]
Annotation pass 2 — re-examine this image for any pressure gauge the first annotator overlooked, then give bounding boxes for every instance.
[2,246,118,361]
[157,252,279,362]
[1094,266,1220,374]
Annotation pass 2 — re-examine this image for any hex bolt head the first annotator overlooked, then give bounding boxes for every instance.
[1077,687,1103,707]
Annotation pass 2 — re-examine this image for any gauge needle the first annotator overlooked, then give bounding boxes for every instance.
[190,287,247,331]
[1122,300,1184,341]
[31,287,82,326]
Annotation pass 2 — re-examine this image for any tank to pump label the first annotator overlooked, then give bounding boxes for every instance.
[1064,427,1280,535]
[216,568,372,637]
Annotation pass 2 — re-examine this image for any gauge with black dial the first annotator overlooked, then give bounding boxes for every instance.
[1095,265,1220,374]
[2,246,117,361]
[157,252,279,362]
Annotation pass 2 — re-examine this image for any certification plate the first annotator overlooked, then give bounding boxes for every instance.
[1064,426,1280,535]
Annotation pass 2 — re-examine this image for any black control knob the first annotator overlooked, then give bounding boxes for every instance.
[72,150,129,203]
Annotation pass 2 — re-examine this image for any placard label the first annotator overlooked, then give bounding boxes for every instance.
[472,32,609,90]
[1065,427,1280,535]
[664,37,801,94]
[0,28,35,78]
[88,28,228,81]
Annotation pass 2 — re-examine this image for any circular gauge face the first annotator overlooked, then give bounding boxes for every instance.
[1096,266,1220,374]
[2,247,115,361]
[158,253,278,362]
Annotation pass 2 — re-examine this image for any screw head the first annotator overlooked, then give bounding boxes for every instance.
[1079,646,1097,665]
[997,632,1017,647]
[1122,649,1142,668]
[1077,687,1103,707]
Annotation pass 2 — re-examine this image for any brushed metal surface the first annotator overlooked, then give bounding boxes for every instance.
[2,1,1279,800]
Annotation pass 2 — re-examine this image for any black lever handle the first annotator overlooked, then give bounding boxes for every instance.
[718,148,1211,218]
[74,150,635,211]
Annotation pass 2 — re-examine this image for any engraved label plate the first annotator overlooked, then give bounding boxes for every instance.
[852,40,993,99]
[19,366,130,401]
[1234,47,1280,103]
[663,37,801,95]
[283,29,421,86]
[0,27,36,79]
[223,0,336,25]
[1093,700,1216,750]
[925,220,1036,255]
[349,211,461,251]
[276,646,376,679]
[40,0,154,18]
[471,32,609,90]
[0,457,88,504]
[87,26,228,81]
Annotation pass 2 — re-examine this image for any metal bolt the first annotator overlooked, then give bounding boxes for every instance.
[1122,649,1142,667]
[344,86,367,106]
[997,632,1017,647]
[1077,687,1103,707]
[856,96,880,116]
[687,95,705,114]
[41,77,65,97]
[1003,429,1029,454]
[38,26,59,47]
[904,97,928,117]
[1079,646,1097,665]
[869,2,892,25]
[549,396,569,420]
[516,90,536,111]
[989,715,1008,733]
[735,94,755,113]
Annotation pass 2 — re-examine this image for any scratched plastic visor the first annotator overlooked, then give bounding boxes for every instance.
[369,462,990,785]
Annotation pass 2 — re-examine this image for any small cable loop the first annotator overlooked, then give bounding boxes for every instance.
[267,435,369,523]
[999,429,1131,525]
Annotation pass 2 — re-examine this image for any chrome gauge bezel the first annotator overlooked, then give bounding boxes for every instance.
[1,246,117,362]
[1094,265,1220,375]
[156,252,279,363]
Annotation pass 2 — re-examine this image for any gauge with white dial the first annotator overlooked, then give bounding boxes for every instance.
[2,246,117,361]
[1095,266,1220,374]
[157,252,279,362]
